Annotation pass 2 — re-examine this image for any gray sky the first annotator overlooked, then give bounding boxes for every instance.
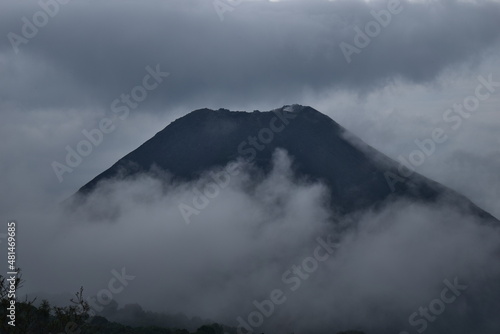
[1,0,500,333]
[1,0,499,208]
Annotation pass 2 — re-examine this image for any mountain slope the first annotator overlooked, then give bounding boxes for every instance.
[75,105,498,221]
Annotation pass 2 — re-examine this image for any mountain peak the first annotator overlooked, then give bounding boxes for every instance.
[74,106,498,222]
[191,104,322,116]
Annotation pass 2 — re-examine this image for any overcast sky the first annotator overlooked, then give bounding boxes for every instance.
[1,0,500,333]
[1,0,499,211]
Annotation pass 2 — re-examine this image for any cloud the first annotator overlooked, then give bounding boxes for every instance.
[1,0,500,112]
[6,150,500,334]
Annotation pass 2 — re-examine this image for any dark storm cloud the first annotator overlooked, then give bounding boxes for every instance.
[1,0,500,111]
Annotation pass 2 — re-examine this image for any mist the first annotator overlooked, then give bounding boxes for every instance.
[4,150,499,333]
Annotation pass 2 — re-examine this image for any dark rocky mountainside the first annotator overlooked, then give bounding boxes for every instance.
[76,105,497,221]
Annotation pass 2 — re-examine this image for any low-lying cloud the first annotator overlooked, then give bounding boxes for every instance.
[6,150,500,334]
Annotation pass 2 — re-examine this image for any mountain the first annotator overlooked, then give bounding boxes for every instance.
[74,105,498,222]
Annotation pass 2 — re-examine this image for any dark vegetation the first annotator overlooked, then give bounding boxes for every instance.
[0,269,365,334]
